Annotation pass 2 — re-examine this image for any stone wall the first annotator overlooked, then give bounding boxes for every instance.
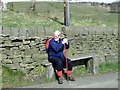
[0,26,118,74]
[64,26,118,63]
[0,35,49,74]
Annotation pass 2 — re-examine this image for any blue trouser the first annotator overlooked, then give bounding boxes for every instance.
[48,56,72,72]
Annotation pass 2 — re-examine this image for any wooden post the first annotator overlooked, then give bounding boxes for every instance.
[29,0,36,14]
[64,0,70,26]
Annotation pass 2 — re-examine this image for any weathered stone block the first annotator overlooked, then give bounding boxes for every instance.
[0,37,4,44]
[105,54,117,62]
[4,40,11,45]
[87,55,99,75]
[7,63,20,70]
[19,63,27,68]
[2,54,7,59]
[13,55,22,58]
[19,45,30,51]
[31,62,39,67]
[20,52,24,58]
[2,27,11,35]
[22,64,35,74]
[29,41,36,46]
[20,68,30,74]
[23,56,33,64]
[12,42,22,47]
[25,64,35,69]
[13,50,21,55]
[10,28,19,37]
[41,60,54,79]
[23,68,32,74]
[23,40,30,45]
[24,49,32,56]
[32,54,47,63]
[4,50,13,56]
[2,59,13,64]
[24,48,39,55]
[13,57,23,63]
[11,47,19,50]
[0,53,2,61]
[19,28,26,37]
[7,55,14,59]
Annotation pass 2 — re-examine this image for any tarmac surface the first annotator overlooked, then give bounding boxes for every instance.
[22,72,118,88]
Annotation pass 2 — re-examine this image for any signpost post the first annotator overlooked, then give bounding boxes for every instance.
[64,0,70,26]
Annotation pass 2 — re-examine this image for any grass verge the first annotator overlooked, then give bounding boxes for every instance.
[2,61,118,88]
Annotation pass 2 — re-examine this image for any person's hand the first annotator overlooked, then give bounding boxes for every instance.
[62,38,68,44]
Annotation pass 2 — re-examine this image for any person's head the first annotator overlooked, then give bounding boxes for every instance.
[54,30,61,41]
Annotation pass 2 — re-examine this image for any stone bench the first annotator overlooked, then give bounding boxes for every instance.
[41,60,54,79]
[41,55,99,79]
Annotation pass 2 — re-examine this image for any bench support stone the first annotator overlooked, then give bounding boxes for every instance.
[41,60,54,79]
[87,56,99,74]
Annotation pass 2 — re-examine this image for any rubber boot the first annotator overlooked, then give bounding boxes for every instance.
[66,70,75,81]
[58,76,63,84]
[57,71,63,84]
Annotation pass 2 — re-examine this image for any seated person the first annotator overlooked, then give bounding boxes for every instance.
[47,30,75,84]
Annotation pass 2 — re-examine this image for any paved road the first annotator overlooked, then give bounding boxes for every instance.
[22,72,118,88]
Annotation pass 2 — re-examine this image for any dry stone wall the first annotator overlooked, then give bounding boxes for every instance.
[0,26,118,74]
[65,26,118,63]
[0,35,47,74]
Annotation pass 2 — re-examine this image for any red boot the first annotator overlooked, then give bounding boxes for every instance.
[66,70,75,81]
[57,71,63,84]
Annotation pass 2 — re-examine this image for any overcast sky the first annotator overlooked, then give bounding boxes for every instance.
[1,0,118,3]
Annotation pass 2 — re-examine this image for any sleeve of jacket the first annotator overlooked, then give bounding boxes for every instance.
[49,39,64,52]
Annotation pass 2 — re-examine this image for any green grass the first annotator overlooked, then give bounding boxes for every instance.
[2,2,118,30]
[2,61,118,88]
[99,62,118,74]
[72,66,89,78]
[2,65,35,88]
[2,65,56,88]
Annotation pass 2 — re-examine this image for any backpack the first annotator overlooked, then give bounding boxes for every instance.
[45,36,53,53]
